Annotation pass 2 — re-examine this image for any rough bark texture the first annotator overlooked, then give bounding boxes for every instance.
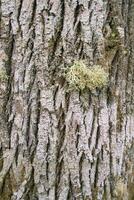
[0,0,134,199]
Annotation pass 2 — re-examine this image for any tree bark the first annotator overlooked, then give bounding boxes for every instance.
[0,0,134,199]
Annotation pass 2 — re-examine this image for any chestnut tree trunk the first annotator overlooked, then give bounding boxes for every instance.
[0,0,134,199]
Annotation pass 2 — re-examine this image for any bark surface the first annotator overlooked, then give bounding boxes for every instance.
[0,0,134,199]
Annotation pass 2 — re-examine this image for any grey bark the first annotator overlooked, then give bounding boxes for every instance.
[0,0,134,199]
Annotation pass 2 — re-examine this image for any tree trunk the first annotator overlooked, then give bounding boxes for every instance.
[0,0,134,199]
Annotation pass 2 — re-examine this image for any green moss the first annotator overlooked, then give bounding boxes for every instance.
[106,31,120,49]
[0,69,8,82]
[105,20,121,50]
[66,61,108,91]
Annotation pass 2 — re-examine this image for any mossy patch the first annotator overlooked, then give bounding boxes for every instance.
[0,69,8,82]
[66,61,108,91]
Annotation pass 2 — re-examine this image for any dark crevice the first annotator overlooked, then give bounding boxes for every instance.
[48,0,65,64]
[73,1,79,26]
[29,88,41,163]
[73,3,84,27]
[116,97,124,132]
[55,158,64,199]
[79,41,84,59]
[23,38,35,89]
[101,145,104,160]
[114,64,120,87]
[103,180,107,200]
[40,11,45,43]
[17,0,23,32]
[3,35,14,147]
[88,107,96,148]
[23,33,34,64]
[65,92,71,112]
[125,0,134,118]
[79,153,84,199]
[4,36,14,116]
[55,111,66,198]
[17,0,23,19]
[108,118,115,198]
[67,174,74,200]
[26,106,31,148]
[0,147,3,172]
[107,50,119,104]
[46,135,50,181]
[89,9,93,24]
[8,116,15,149]
[14,139,19,165]
[25,64,37,104]
[22,30,36,103]
[93,155,99,191]
[95,125,100,149]
[88,0,93,10]
[76,125,80,152]
[34,89,41,144]
[28,49,34,64]
[53,85,59,109]
[74,21,82,44]
[29,0,37,29]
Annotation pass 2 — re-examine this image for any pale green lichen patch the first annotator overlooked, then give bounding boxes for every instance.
[0,69,8,82]
[66,61,108,91]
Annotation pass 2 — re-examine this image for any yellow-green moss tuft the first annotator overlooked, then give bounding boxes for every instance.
[0,69,8,82]
[66,61,108,91]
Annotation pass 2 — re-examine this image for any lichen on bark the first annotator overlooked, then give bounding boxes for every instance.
[0,0,134,200]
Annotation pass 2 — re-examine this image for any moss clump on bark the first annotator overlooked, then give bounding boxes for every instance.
[66,61,108,91]
[0,69,8,82]
[106,31,120,50]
